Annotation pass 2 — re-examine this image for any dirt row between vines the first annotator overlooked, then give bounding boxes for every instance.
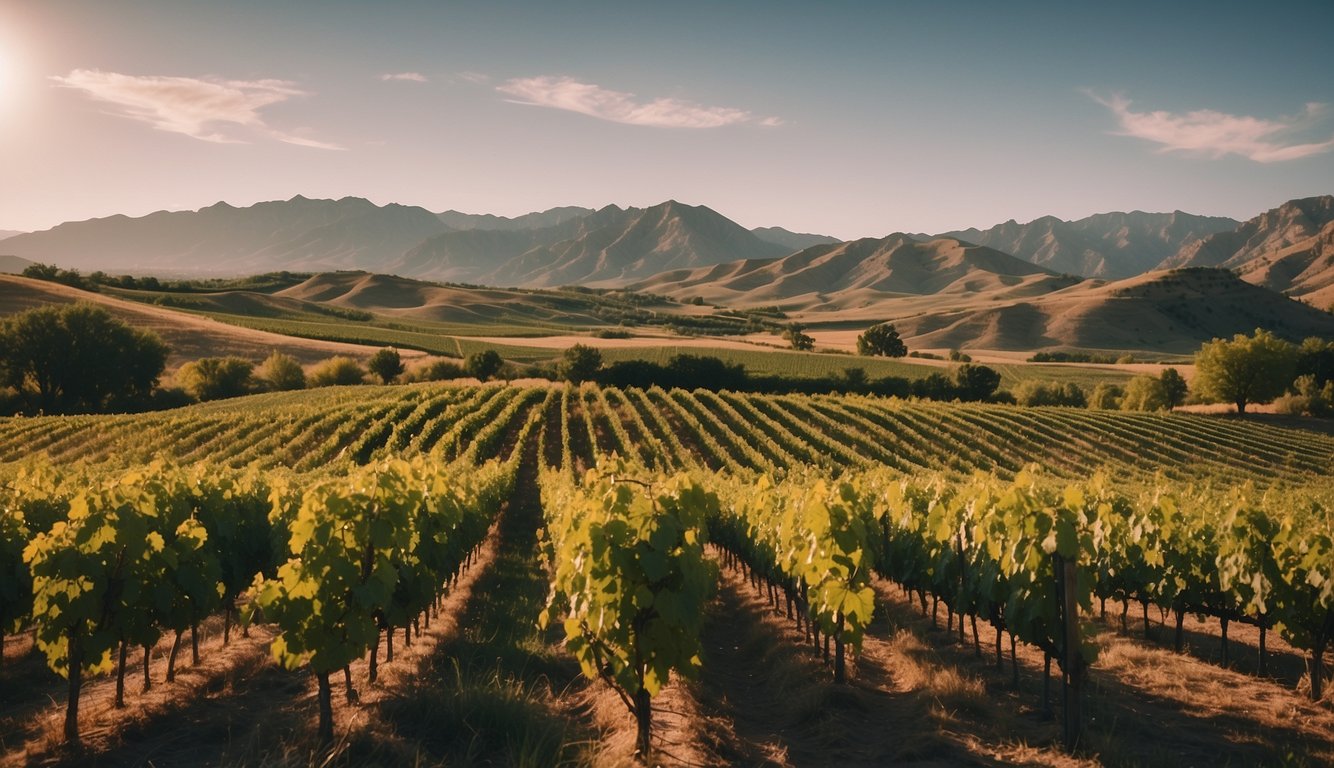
[674,562,1334,767]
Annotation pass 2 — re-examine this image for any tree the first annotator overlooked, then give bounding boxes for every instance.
[1193,329,1298,414]
[1119,375,1168,411]
[177,357,255,401]
[856,323,907,357]
[1159,368,1187,409]
[953,364,1001,401]
[1295,337,1334,387]
[782,322,814,351]
[1088,383,1123,410]
[465,349,504,381]
[1014,381,1087,407]
[256,351,306,391]
[308,356,367,387]
[419,359,466,381]
[367,347,405,384]
[559,344,603,384]
[0,302,167,413]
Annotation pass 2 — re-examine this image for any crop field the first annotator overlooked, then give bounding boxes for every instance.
[1,383,1331,767]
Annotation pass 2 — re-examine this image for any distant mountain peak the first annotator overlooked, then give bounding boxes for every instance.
[938,210,1239,279]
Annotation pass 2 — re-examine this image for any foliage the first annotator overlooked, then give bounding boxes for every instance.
[953,363,1002,401]
[367,347,405,384]
[308,355,367,387]
[1193,328,1298,414]
[177,356,255,401]
[539,461,718,758]
[559,343,603,384]
[782,322,815,351]
[1119,375,1169,411]
[0,302,168,414]
[857,322,908,357]
[256,351,306,391]
[1295,337,1334,388]
[1088,382,1123,409]
[1014,381,1087,407]
[465,349,504,381]
[1159,367,1188,408]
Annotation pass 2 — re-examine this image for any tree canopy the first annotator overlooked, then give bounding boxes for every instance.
[367,347,405,384]
[177,356,255,401]
[782,322,814,351]
[465,350,504,381]
[1193,329,1297,414]
[256,351,306,391]
[856,323,907,357]
[559,344,603,384]
[0,303,167,414]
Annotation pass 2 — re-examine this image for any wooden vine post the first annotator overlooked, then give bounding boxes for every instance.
[1058,554,1083,751]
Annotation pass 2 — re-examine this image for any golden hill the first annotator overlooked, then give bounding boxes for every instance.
[0,275,399,369]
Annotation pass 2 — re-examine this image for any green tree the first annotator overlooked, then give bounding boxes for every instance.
[1088,382,1123,410]
[1014,381,1087,407]
[1159,367,1188,409]
[1120,375,1168,411]
[856,323,908,357]
[367,347,405,384]
[0,303,167,413]
[559,344,603,384]
[308,356,367,387]
[1193,329,1298,414]
[1295,337,1334,387]
[782,322,814,351]
[465,349,504,381]
[256,351,306,391]
[177,356,255,401]
[953,363,1001,401]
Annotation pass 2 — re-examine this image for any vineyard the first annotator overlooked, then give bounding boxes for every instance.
[1,381,1332,766]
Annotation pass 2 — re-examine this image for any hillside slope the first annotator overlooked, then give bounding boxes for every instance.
[892,268,1334,352]
[1159,196,1334,309]
[0,196,450,275]
[942,211,1237,279]
[631,234,1078,312]
[485,200,791,287]
[0,275,400,368]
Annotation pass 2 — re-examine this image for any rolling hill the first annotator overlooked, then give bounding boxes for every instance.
[940,211,1238,279]
[0,275,404,368]
[0,255,33,274]
[889,268,1334,352]
[631,234,1079,314]
[1158,196,1334,309]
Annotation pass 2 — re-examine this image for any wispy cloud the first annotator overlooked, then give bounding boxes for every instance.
[381,72,428,83]
[497,75,779,129]
[51,69,343,149]
[1091,92,1334,162]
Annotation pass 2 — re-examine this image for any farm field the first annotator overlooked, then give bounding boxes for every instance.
[1,383,1331,767]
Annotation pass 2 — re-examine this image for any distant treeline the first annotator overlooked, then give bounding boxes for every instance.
[586,354,1003,402]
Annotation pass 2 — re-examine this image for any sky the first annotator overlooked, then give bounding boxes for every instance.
[2,0,1332,239]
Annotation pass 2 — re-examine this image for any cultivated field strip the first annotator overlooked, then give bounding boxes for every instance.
[0,383,1331,484]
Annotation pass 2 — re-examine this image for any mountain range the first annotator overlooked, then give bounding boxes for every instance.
[0,197,811,286]
[936,211,1239,279]
[3,193,1332,351]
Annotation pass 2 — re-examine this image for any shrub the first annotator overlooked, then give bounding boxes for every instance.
[256,351,306,391]
[308,356,367,387]
[465,350,504,381]
[177,356,255,401]
[1014,381,1087,407]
